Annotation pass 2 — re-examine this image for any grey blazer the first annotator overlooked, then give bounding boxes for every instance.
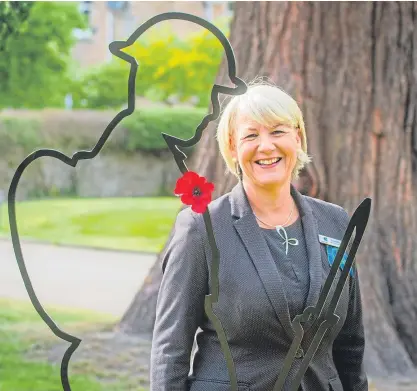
[151,182,368,391]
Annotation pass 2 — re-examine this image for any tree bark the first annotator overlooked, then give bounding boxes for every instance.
[118,1,417,378]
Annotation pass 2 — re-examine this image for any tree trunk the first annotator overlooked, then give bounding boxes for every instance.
[118,1,417,378]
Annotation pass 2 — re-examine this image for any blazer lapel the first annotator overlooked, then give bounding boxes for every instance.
[230,182,295,340]
[229,182,324,339]
[290,187,323,310]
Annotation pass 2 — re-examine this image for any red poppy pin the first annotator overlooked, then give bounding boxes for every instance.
[174,171,215,214]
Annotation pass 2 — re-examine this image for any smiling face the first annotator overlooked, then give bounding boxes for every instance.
[230,116,302,190]
[216,83,311,185]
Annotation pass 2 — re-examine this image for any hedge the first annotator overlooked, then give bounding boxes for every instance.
[0,106,209,157]
[123,106,208,153]
[0,117,42,156]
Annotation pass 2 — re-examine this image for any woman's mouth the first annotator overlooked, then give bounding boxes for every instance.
[255,157,282,168]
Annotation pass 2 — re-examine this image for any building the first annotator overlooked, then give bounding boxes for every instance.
[72,1,233,69]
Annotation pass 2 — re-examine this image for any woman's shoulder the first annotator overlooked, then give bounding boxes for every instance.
[302,194,349,223]
[182,191,231,219]
[177,191,231,226]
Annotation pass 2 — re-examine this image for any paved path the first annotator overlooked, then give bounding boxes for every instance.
[0,238,157,317]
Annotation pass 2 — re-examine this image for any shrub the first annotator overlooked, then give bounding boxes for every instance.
[0,106,209,156]
[0,117,42,155]
[71,21,229,110]
[71,61,129,110]
[123,106,207,154]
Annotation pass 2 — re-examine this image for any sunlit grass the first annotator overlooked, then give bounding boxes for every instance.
[0,197,182,253]
[0,298,138,391]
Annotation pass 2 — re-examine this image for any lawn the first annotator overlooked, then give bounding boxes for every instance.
[0,298,143,391]
[0,197,182,253]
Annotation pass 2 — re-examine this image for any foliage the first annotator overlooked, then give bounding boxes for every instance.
[123,106,207,152]
[0,106,206,155]
[0,2,86,109]
[71,61,129,110]
[126,25,226,107]
[0,117,42,155]
[72,21,229,109]
[0,1,33,51]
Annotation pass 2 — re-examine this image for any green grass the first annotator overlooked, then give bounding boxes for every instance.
[0,197,182,253]
[0,298,134,391]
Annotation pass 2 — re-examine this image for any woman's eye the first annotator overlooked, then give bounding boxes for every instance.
[245,130,284,139]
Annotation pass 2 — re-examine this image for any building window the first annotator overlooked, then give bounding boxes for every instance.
[202,1,214,22]
[79,1,93,25]
[107,1,128,11]
[74,1,94,40]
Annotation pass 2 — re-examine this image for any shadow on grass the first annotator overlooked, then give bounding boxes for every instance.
[0,298,149,391]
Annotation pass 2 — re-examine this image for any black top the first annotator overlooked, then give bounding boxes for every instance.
[260,217,310,320]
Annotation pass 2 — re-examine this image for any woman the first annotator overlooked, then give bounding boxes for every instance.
[150,83,368,391]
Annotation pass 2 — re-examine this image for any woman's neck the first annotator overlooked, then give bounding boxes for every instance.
[242,179,296,223]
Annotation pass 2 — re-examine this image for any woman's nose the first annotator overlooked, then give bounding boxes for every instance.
[257,133,276,151]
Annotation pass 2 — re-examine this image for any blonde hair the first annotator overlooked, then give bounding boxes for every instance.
[216,80,312,181]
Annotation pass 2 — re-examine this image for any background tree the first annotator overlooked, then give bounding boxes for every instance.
[0,1,33,51]
[118,2,417,379]
[0,2,85,109]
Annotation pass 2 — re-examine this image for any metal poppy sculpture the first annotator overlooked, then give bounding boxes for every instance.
[7,11,371,391]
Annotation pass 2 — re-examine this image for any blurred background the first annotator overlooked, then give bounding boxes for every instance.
[0,1,416,391]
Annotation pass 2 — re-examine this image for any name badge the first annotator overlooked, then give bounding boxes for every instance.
[319,235,355,277]
[319,234,341,247]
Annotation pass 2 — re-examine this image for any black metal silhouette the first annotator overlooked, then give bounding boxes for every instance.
[7,12,246,391]
[7,11,371,391]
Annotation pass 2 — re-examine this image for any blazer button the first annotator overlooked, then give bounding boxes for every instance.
[295,347,304,358]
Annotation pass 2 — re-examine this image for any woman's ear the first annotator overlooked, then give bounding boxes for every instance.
[296,128,302,146]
